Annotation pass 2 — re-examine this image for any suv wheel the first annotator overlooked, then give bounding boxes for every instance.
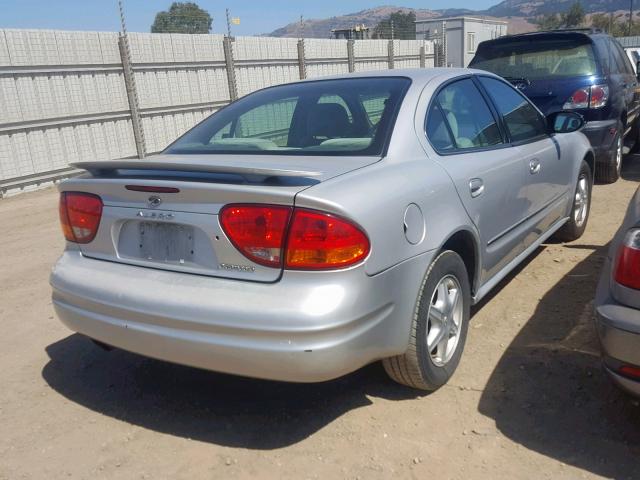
[383,250,470,391]
[597,123,623,183]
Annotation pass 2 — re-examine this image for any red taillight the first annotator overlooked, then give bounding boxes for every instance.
[563,84,609,110]
[285,209,370,270]
[614,228,640,290]
[219,204,292,267]
[59,192,103,243]
[619,365,640,379]
[219,204,370,270]
[589,85,608,108]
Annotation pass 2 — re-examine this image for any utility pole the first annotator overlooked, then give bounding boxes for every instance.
[226,8,233,38]
[630,0,634,36]
[390,19,395,40]
[117,0,146,159]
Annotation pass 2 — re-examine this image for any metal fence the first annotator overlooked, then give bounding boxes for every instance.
[0,29,435,197]
[618,36,640,48]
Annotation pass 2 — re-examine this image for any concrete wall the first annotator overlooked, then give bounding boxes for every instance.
[0,29,434,195]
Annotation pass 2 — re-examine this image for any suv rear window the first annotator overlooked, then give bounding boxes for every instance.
[165,77,411,156]
[471,37,598,81]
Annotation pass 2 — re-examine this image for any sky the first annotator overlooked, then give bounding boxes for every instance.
[0,0,497,36]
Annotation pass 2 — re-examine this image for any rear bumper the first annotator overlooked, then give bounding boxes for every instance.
[50,251,432,383]
[582,119,618,164]
[595,258,640,396]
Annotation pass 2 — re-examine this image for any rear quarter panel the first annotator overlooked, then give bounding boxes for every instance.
[294,73,479,277]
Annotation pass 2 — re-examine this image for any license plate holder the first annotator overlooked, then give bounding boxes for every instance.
[139,222,195,264]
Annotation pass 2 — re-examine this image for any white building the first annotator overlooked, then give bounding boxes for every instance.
[415,17,508,67]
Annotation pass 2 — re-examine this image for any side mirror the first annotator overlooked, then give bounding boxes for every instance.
[636,60,640,80]
[546,111,585,134]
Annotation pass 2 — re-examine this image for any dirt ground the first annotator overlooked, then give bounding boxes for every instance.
[1,158,640,480]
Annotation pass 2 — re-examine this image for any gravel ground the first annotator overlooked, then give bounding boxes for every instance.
[1,157,640,480]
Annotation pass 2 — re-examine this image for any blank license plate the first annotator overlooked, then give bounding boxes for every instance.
[139,222,195,264]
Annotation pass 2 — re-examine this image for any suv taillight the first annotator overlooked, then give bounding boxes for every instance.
[220,204,370,270]
[563,84,609,110]
[614,228,640,290]
[59,192,103,243]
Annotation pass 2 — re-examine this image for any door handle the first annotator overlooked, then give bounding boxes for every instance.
[529,158,541,174]
[469,178,484,198]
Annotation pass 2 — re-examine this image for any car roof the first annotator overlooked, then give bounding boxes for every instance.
[478,29,609,45]
[294,67,498,87]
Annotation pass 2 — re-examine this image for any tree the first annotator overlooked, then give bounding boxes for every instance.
[534,1,584,31]
[534,13,562,31]
[590,12,640,36]
[151,2,212,34]
[372,11,416,40]
[562,1,585,28]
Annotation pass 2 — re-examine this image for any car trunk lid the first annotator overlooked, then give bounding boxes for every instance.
[63,154,379,282]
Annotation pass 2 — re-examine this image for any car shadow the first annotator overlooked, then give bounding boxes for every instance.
[42,335,423,450]
[478,245,640,479]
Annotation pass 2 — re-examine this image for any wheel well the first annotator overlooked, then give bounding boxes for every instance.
[441,231,478,295]
[583,150,595,177]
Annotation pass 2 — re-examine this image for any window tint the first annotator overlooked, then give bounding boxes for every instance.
[470,38,598,80]
[479,76,547,143]
[426,103,455,151]
[165,77,410,156]
[431,78,502,150]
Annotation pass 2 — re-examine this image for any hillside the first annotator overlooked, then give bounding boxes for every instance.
[268,6,440,38]
[267,0,634,38]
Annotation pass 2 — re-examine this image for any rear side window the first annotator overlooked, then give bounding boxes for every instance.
[427,78,502,151]
[611,40,633,75]
[479,76,547,143]
[426,103,455,151]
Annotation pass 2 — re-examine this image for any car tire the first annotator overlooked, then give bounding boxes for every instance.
[554,160,592,242]
[596,122,623,183]
[383,250,470,391]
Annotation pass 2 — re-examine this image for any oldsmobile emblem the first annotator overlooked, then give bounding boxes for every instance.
[147,196,162,208]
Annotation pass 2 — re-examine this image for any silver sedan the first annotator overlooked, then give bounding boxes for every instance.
[51,69,593,390]
[595,185,640,395]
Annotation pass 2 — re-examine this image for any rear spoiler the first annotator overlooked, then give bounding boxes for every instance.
[72,159,322,180]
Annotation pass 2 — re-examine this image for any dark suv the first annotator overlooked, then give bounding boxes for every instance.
[469,30,640,183]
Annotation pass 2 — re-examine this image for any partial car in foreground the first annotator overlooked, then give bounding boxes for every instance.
[595,186,640,396]
[51,69,593,390]
[470,30,640,183]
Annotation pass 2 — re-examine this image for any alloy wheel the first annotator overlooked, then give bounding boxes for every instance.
[426,275,464,367]
[573,175,589,228]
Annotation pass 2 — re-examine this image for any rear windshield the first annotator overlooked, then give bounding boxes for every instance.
[470,37,598,81]
[165,77,411,156]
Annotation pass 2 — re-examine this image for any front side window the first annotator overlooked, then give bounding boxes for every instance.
[427,78,502,151]
[165,77,411,156]
[479,76,547,143]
